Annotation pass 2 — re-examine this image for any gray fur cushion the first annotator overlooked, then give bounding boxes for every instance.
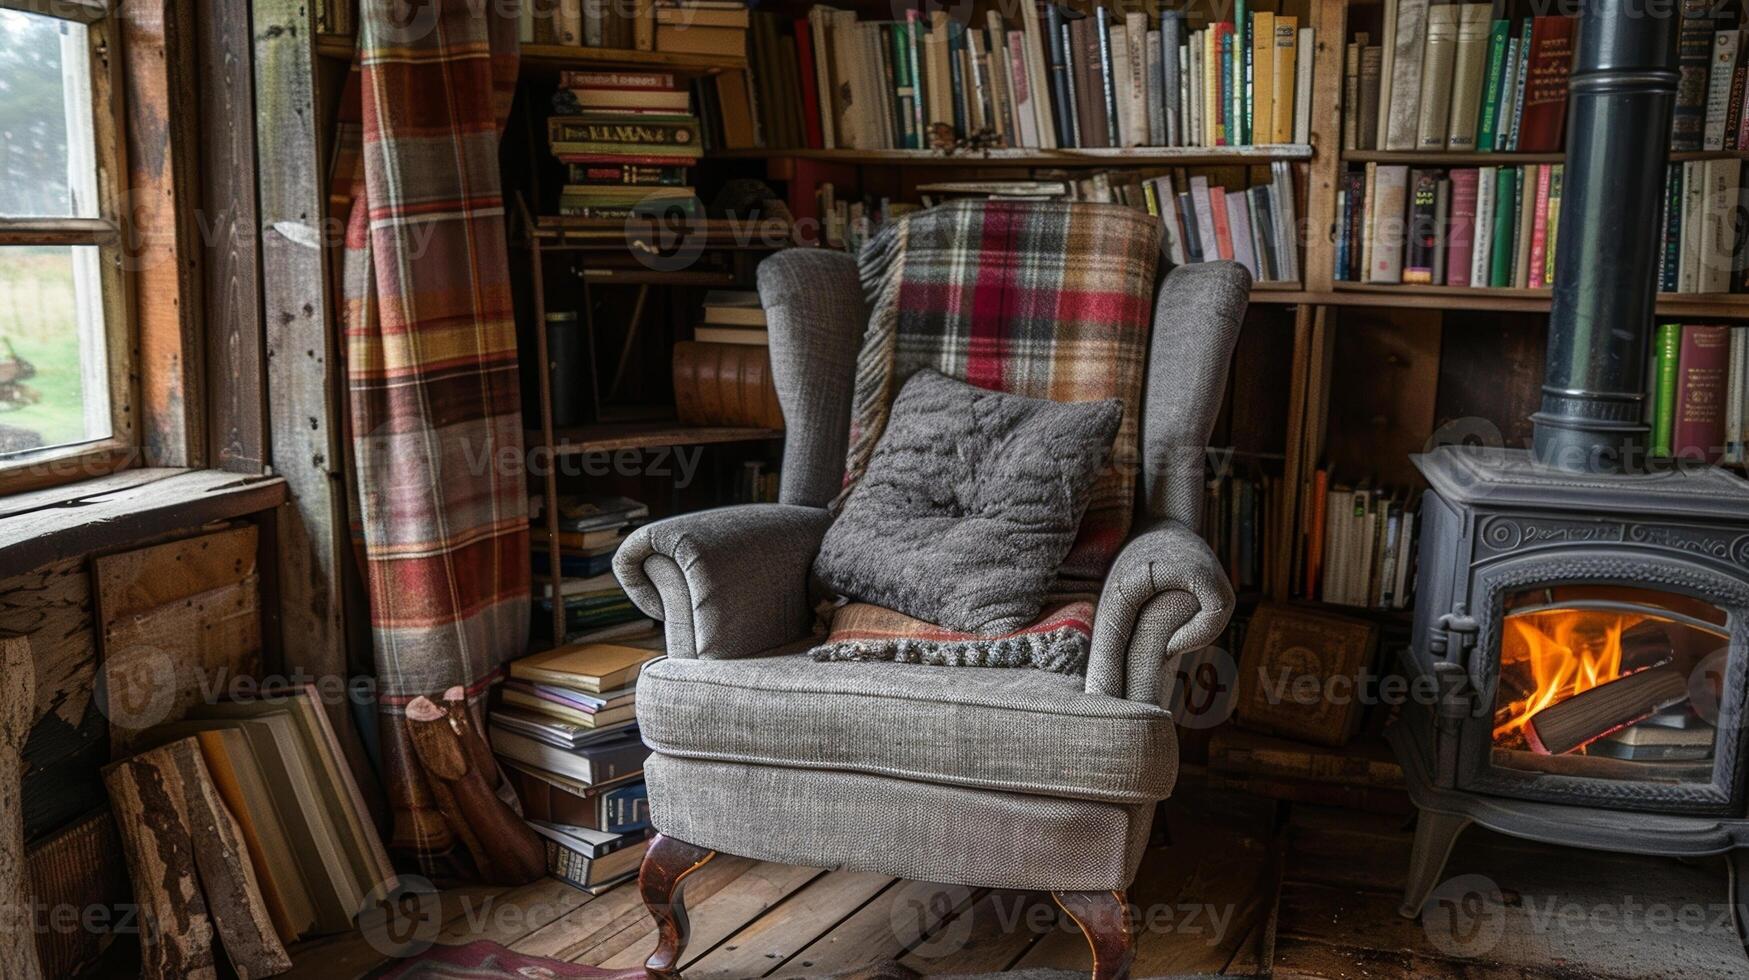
[812,369,1121,635]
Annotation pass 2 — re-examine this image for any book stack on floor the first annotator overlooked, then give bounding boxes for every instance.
[1649,324,1749,464]
[1202,471,1284,596]
[531,494,652,640]
[136,686,396,943]
[733,4,1311,151]
[673,290,784,430]
[1339,7,1749,293]
[813,163,1301,282]
[548,70,703,220]
[1289,472,1420,611]
[492,632,662,892]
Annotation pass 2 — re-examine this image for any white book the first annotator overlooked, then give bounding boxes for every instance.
[1375,0,1399,150]
[1153,174,1188,265]
[1294,27,1314,144]
[1190,176,1219,265]
[1188,36,1202,148]
[1369,164,1410,284]
[1727,327,1748,464]
[1679,159,1706,293]
[1227,192,1259,278]
[1007,31,1040,148]
[1271,160,1300,282]
[1017,0,1056,149]
[1146,30,1166,147]
[1705,29,1741,151]
[1703,157,1740,292]
[1471,166,1497,288]
[1109,24,1133,147]
[1180,42,1193,146]
[1125,12,1151,146]
[1392,510,1416,609]
[1494,37,1519,150]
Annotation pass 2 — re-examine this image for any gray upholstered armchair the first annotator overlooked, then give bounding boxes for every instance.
[614,208,1248,980]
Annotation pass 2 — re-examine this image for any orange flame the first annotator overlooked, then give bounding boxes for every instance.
[1493,610,1648,743]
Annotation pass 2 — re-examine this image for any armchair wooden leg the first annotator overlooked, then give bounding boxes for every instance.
[639,833,716,979]
[1051,890,1135,980]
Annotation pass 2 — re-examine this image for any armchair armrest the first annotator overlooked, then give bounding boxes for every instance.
[613,504,833,660]
[1086,519,1235,702]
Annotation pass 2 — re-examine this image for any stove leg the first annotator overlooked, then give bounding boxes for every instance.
[1399,810,1471,919]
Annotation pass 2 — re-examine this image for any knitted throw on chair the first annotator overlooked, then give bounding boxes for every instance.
[845,199,1162,594]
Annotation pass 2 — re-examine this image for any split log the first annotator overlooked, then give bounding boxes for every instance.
[104,736,290,980]
[1524,665,1690,756]
[0,635,43,980]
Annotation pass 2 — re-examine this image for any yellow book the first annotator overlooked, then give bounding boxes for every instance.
[1273,17,1298,143]
[511,634,664,692]
[1253,12,1275,146]
[1204,28,1220,146]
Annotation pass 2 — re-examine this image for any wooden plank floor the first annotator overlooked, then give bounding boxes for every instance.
[270,777,1749,980]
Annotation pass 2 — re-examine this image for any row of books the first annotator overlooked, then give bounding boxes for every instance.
[1649,324,1749,463]
[1201,471,1286,596]
[516,0,746,55]
[530,494,650,638]
[1335,160,1747,292]
[1299,473,1420,611]
[136,687,395,943]
[1343,10,1575,154]
[748,5,1313,152]
[1349,5,1749,155]
[491,627,664,892]
[547,70,704,220]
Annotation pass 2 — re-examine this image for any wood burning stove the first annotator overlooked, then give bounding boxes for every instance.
[1389,0,1749,923]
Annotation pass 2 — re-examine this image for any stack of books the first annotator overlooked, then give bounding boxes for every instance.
[729,4,1311,152]
[517,0,654,49]
[1348,4,1749,156]
[1294,472,1421,611]
[548,70,703,220]
[531,494,651,639]
[673,290,784,429]
[812,163,1301,283]
[1649,324,1749,464]
[492,632,663,892]
[140,686,396,943]
[654,0,748,55]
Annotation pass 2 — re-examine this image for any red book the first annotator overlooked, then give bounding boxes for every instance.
[1208,186,1235,260]
[794,17,824,149]
[1527,165,1554,289]
[1445,169,1479,288]
[1517,16,1578,152]
[1305,468,1329,599]
[1673,324,1732,463]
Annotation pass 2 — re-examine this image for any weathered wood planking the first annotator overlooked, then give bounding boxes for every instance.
[251,0,362,789]
[0,468,285,573]
[770,880,979,977]
[121,0,207,467]
[198,0,268,474]
[93,525,257,622]
[24,809,128,979]
[0,637,43,980]
[685,870,895,979]
[100,575,262,750]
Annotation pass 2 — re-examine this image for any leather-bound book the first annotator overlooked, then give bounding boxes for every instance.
[1383,0,1429,150]
[1358,44,1382,150]
[1445,168,1479,287]
[1515,16,1576,152]
[1673,324,1732,463]
[672,341,784,430]
[1672,0,1716,151]
[1403,168,1441,283]
[1415,4,1460,151]
[1445,4,1493,150]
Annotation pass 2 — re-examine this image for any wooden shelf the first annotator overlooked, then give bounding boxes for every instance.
[1342,148,1749,166]
[315,32,353,59]
[1326,282,1749,317]
[715,144,1314,167]
[520,43,745,75]
[532,216,793,252]
[535,420,782,456]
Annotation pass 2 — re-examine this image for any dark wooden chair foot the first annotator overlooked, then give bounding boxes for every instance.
[1052,890,1135,980]
[639,833,716,979]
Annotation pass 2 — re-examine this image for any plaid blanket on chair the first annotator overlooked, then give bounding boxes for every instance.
[846,200,1162,592]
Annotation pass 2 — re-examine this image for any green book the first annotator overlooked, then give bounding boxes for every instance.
[890,23,916,149]
[1489,166,1518,286]
[1475,20,1510,152]
[1651,323,1683,458]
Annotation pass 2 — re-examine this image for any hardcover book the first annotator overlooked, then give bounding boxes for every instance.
[1415,4,1459,151]
[1516,16,1576,152]
[1673,324,1732,462]
[1384,0,1429,150]
[1672,0,1717,150]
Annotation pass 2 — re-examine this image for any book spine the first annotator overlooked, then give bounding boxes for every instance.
[1705,29,1740,150]
[1661,163,1683,292]
[1507,20,1534,150]
[1385,0,1429,150]
[1046,5,1075,147]
[1294,28,1313,144]
[1431,176,1450,285]
[1542,164,1564,286]
[1343,40,1362,151]
[1146,29,1166,146]
[1370,164,1408,283]
[1273,19,1298,144]
[1061,20,1082,148]
[1163,14,1183,145]
[1672,1,1715,151]
[1218,24,1234,145]
[1527,163,1553,289]
[1475,20,1510,152]
[1446,5,1493,150]
[1727,327,1748,463]
[1415,4,1458,150]
[1652,322,1682,457]
[1726,34,1747,150]
[1673,324,1732,462]
[1096,7,1120,146]
[1403,168,1440,283]
[1446,168,1479,287]
[1489,166,1518,287]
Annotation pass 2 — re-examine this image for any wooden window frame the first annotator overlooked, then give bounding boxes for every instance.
[0,0,138,496]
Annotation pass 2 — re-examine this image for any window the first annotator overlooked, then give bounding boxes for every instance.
[0,1,131,494]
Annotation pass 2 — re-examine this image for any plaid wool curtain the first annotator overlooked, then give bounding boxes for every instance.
[339,0,530,867]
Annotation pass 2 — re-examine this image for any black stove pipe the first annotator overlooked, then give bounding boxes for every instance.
[1530,0,1679,473]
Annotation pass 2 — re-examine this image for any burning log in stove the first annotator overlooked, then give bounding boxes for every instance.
[1522,664,1690,756]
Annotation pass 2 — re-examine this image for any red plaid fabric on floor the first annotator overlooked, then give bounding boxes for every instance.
[339,0,529,868]
[848,200,1162,594]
